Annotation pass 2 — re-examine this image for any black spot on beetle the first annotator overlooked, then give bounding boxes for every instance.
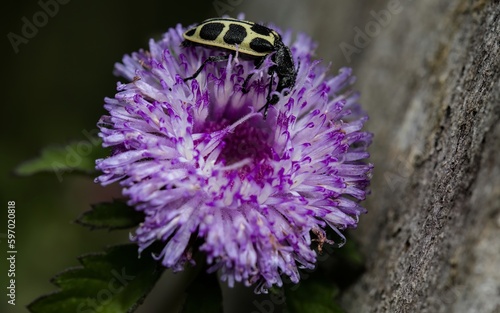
[251,24,272,36]
[199,22,224,41]
[249,37,274,53]
[185,28,196,37]
[223,24,247,45]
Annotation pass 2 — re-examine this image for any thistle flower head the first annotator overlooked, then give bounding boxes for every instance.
[96,19,373,292]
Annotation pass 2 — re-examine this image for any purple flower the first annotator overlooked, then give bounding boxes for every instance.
[96,19,373,292]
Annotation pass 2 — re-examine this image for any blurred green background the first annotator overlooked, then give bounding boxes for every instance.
[2,1,378,312]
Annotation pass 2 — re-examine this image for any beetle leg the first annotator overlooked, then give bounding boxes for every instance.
[184,55,230,82]
[241,57,265,94]
[241,73,255,94]
[258,70,275,119]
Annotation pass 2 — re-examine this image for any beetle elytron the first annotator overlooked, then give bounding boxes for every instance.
[182,17,297,117]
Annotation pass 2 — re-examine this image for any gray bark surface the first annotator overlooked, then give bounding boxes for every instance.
[342,1,500,312]
[243,1,500,312]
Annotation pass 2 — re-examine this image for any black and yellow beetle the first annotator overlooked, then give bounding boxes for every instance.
[182,17,297,117]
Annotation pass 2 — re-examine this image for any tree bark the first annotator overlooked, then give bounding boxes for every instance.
[243,1,500,312]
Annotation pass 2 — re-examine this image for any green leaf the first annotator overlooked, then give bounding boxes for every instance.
[76,200,144,230]
[181,270,223,313]
[28,244,164,313]
[15,139,107,180]
[285,277,345,313]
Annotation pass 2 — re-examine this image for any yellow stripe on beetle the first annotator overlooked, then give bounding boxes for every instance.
[182,17,297,118]
[183,18,280,57]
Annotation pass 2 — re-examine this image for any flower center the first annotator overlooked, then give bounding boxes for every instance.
[220,119,272,165]
[201,118,272,164]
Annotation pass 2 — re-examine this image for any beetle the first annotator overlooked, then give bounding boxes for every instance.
[181,17,297,118]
